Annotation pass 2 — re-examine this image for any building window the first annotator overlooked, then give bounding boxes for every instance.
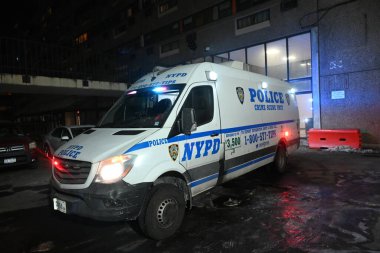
[266,39,287,80]
[289,79,311,92]
[288,33,311,79]
[183,6,215,32]
[235,9,270,35]
[218,1,232,19]
[229,49,246,62]
[160,40,179,58]
[205,56,213,62]
[158,0,178,17]
[194,8,213,28]
[280,0,298,11]
[74,32,88,45]
[207,32,312,136]
[183,17,194,31]
[236,0,268,13]
[192,57,204,63]
[214,53,229,63]
[247,44,265,75]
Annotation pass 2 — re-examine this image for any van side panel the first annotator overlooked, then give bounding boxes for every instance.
[122,128,188,185]
[213,65,299,183]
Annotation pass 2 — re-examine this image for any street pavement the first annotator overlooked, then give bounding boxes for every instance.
[0,147,380,253]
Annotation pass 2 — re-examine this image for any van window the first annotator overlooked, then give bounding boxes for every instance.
[51,128,63,138]
[61,128,71,139]
[98,84,186,128]
[182,85,214,127]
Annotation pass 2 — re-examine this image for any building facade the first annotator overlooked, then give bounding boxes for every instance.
[3,0,380,145]
[88,0,377,145]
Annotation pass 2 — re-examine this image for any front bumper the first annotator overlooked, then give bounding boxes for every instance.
[50,179,152,221]
[0,150,37,168]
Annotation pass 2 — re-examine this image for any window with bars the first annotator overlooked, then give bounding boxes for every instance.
[236,9,270,30]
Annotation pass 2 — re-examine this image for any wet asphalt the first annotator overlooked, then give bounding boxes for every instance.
[0,147,380,253]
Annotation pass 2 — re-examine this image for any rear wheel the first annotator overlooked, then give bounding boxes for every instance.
[138,184,185,240]
[272,143,287,173]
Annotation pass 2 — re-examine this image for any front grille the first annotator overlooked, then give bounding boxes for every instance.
[0,145,25,153]
[54,158,92,184]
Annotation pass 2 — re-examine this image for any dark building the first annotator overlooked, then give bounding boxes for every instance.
[1,0,380,146]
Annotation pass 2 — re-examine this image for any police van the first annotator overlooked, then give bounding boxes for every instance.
[51,61,300,240]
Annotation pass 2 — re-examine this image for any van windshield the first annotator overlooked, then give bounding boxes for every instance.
[97,84,185,128]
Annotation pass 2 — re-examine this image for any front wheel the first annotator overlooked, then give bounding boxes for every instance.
[272,143,288,173]
[138,184,185,240]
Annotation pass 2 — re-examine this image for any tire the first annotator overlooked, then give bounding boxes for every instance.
[138,184,185,240]
[272,143,287,173]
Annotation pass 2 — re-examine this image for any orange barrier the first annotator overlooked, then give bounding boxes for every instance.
[308,129,361,149]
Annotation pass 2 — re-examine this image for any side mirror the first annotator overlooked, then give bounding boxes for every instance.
[61,136,70,141]
[181,108,197,135]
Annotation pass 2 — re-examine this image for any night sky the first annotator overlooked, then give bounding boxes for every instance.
[0,1,39,37]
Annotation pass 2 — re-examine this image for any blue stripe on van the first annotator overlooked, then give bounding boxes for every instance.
[189,172,219,188]
[124,119,294,153]
[224,152,275,175]
[189,152,275,188]
[221,120,294,134]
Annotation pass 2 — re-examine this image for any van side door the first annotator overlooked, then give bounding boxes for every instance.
[177,82,221,195]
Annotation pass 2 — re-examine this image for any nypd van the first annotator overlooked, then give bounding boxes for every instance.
[51,61,300,240]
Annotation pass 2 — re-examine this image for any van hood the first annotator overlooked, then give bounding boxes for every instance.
[54,128,158,163]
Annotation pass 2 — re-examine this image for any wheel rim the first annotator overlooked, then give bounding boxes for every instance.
[156,198,178,228]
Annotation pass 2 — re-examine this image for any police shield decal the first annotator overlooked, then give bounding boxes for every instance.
[236,87,244,104]
[168,144,179,161]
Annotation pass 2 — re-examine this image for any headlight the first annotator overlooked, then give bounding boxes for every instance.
[29,142,37,150]
[95,155,136,184]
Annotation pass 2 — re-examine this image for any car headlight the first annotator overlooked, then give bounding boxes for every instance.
[29,141,37,150]
[95,155,136,184]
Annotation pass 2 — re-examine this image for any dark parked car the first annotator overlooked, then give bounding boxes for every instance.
[0,122,38,169]
[43,125,94,157]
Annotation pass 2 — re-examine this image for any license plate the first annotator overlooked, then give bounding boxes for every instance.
[4,158,16,164]
[53,198,67,213]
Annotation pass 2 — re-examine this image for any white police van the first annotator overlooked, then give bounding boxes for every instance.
[51,61,300,240]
